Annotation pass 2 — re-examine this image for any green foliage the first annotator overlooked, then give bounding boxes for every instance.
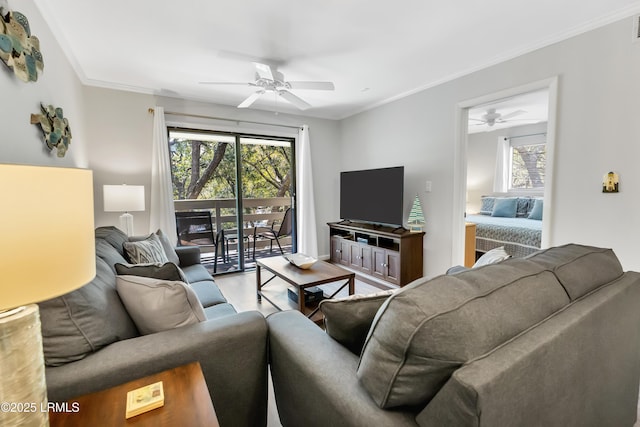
[511,143,545,189]
[169,134,292,201]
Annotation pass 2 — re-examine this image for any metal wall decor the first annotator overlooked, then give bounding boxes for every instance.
[30,104,72,157]
[0,6,44,82]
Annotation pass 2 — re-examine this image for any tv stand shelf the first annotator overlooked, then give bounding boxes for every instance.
[328,221,424,287]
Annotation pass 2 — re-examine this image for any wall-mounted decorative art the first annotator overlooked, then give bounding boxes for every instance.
[30,104,72,157]
[602,171,619,193]
[0,6,44,82]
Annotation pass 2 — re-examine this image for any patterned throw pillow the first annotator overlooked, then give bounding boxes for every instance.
[123,234,169,264]
[479,196,495,215]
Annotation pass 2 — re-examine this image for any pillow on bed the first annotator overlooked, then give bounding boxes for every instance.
[528,199,543,220]
[479,196,495,215]
[491,198,518,218]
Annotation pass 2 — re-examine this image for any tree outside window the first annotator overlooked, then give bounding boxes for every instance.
[510,142,545,190]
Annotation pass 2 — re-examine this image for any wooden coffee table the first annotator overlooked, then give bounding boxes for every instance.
[49,362,218,427]
[256,255,355,318]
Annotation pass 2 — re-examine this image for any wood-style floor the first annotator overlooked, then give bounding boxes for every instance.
[214,267,390,427]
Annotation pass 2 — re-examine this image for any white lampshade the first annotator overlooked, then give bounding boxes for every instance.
[1,165,96,310]
[103,184,145,212]
[0,164,96,427]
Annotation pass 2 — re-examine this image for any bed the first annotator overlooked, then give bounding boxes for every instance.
[467,196,543,258]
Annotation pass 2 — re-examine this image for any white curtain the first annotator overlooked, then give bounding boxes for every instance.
[296,125,318,257]
[493,136,510,193]
[149,106,178,244]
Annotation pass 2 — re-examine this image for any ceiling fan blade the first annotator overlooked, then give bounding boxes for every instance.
[278,90,311,110]
[253,62,277,80]
[499,109,527,121]
[287,81,335,91]
[238,91,264,108]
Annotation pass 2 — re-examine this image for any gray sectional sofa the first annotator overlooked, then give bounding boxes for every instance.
[40,226,267,427]
[268,244,640,426]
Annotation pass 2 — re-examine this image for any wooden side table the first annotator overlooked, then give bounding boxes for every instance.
[49,362,219,427]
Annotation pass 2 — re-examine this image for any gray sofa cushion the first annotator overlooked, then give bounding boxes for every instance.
[319,290,395,355]
[181,264,215,284]
[39,256,139,367]
[357,259,570,409]
[525,243,624,300]
[95,226,128,256]
[95,238,128,273]
[114,262,187,283]
[116,275,206,335]
[189,281,228,308]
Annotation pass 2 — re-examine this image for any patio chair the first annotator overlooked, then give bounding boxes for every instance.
[175,210,222,273]
[252,207,293,258]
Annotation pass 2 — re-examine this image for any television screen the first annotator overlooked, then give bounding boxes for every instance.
[340,166,404,226]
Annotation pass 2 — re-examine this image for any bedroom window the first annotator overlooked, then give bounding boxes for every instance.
[508,137,546,190]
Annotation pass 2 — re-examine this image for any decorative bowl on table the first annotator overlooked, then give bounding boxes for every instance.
[284,253,317,269]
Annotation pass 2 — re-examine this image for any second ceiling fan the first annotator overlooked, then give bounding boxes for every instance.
[200,62,335,110]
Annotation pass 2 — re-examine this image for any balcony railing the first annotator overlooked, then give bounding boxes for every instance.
[174,197,292,268]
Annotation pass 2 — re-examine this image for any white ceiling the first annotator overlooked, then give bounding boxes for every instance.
[34,0,640,120]
[468,88,549,134]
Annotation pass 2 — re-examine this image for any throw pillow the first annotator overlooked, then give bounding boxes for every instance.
[123,234,169,264]
[479,196,495,215]
[491,197,518,218]
[528,198,543,220]
[155,229,180,266]
[116,275,206,335]
[473,246,511,268]
[356,260,570,409]
[114,262,188,283]
[319,289,395,355]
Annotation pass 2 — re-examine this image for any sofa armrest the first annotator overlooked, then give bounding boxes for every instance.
[46,311,268,427]
[267,311,418,427]
[175,245,202,266]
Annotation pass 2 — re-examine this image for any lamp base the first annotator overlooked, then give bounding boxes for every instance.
[0,305,49,426]
[119,212,134,236]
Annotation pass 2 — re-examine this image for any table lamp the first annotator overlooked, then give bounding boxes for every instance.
[103,184,145,236]
[0,164,96,426]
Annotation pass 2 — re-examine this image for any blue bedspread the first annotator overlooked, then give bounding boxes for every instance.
[466,214,542,258]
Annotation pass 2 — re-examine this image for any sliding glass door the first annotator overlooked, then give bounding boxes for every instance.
[168,128,295,275]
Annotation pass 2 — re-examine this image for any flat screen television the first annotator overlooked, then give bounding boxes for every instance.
[340,166,404,227]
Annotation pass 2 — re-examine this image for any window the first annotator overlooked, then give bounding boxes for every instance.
[508,137,545,191]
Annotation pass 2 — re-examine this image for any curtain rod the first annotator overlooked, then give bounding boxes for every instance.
[148,108,303,130]
[505,132,546,140]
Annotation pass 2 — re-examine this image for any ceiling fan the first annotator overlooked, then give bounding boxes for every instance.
[469,108,527,126]
[199,62,335,110]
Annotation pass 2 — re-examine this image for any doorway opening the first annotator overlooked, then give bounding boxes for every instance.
[452,77,559,266]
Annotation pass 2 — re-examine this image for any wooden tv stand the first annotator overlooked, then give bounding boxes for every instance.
[328,221,424,287]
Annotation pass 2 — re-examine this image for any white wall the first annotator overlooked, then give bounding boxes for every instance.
[466,122,547,213]
[341,16,640,275]
[0,0,87,168]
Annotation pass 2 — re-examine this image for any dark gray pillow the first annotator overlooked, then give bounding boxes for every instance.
[114,262,187,283]
[319,290,394,355]
[38,256,139,367]
[357,259,570,409]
